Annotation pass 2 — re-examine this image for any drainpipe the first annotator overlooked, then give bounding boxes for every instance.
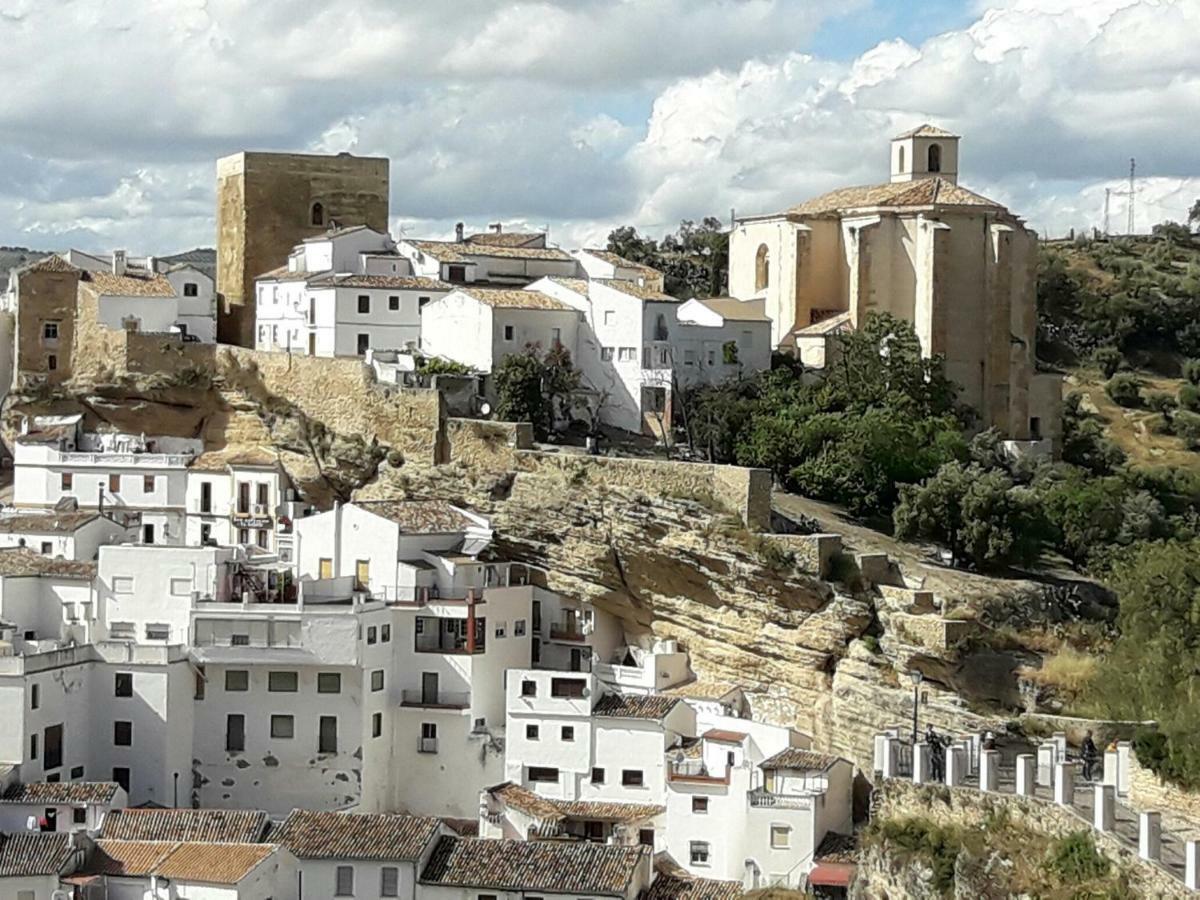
[333,501,342,578]
[465,588,476,654]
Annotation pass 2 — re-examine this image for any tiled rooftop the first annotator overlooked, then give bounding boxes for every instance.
[815,831,858,864]
[489,783,664,825]
[644,873,744,900]
[893,123,959,139]
[0,510,100,535]
[420,836,647,895]
[308,273,452,291]
[759,747,842,772]
[273,809,442,861]
[581,249,662,276]
[100,808,270,843]
[0,547,97,579]
[595,279,677,302]
[0,832,75,877]
[457,287,575,311]
[692,297,769,323]
[787,177,1002,216]
[81,270,176,297]
[20,254,80,275]
[90,840,275,884]
[702,729,748,744]
[466,231,547,249]
[188,446,280,472]
[1,781,121,805]
[356,500,481,535]
[593,693,679,720]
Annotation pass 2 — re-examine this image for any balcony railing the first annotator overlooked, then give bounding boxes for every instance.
[668,761,730,785]
[748,788,816,810]
[549,624,586,642]
[417,737,438,754]
[400,690,470,709]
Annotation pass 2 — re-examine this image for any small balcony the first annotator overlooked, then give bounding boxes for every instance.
[747,789,817,810]
[417,737,438,754]
[400,690,470,710]
[667,761,730,785]
[549,624,587,643]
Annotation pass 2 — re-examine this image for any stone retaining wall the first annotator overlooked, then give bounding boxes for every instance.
[1130,754,1200,835]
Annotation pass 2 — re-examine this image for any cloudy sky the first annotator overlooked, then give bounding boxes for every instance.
[1,0,1197,254]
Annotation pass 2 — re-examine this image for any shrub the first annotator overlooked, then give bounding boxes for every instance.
[1183,359,1200,385]
[1180,382,1200,411]
[1104,373,1142,408]
[1174,410,1200,449]
[1044,832,1110,883]
[876,818,961,894]
[1146,391,1177,415]
[1092,346,1123,379]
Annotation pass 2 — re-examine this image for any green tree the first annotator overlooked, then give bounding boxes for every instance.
[494,345,581,441]
[1092,346,1123,379]
[1037,469,1126,567]
[1105,373,1142,407]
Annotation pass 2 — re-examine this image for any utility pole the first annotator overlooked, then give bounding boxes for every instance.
[1127,157,1136,235]
[1104,188,1111,236]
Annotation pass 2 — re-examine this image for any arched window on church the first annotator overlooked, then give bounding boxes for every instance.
[898,145,905,173]
[311,202,325,227]
[927,144,941,173]
[755,244,770,292]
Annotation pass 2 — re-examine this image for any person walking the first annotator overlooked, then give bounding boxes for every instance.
[926,724,945,782]
[1081,730,1099,782]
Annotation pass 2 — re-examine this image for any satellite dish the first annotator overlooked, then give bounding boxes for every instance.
[478,402,492,416]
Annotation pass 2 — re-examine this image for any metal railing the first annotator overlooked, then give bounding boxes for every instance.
[417,737,438,754]
[748,789,815,810]
[401,690,470,709]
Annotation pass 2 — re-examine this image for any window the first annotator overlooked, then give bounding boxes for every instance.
[550,677,585,698]
[551,327,562,346]
[319,715,338,753]
[222,670,249,693]
[70,766,84,779]
[231,633,250,646]
[603,310,616,325]
[388,295,399,311]
[257,482,269,507]
[600,347,614,361]
[114,672,133,697]
[43,321,59,340]
[61,472,73,491]
[29,733,38,760]
[371,669,384,692]
[318,672,341,694]
[381,624,391,643]
[928,143,942,173]
[639,828,654,847]
[113,721,132,746]
[755,243,770,291]
[526,724,540,741]
[591,767,605,784]
[692,796,709,814]
[419,722,438,753]
[690,841,710,866]
[357,333,370,355]
[335,865,354,897]
[40,541,52,555]
[268,671,298,692]
[112,767,131,793]
[238,481,251,513]
[47,354,57,371]
[521,679,537,697]
[198,480,212,511]
[528,766,559,783]
[503,324,514,341]
[143,523,156,545]
[898,144,906,173]
[1030,416,1042,440]
[618,347,636,361]
[722,340,739,365]
[494,623,506,638]
[183,282,199,297]
[143,475,156,493]
[514,619,526,637]
[30,684,39,710]
[367,626,378,645]
[270,715,295,739]
[357,295,370,314]
[447,265,466,283]
[372,712,383,738]
[561,726,575,742]
[622,769,644,787]
[311,202,325,227]
[145,624,170,641]
[418,295,431,308]
[238,528,250,544]
[770,825,791,849]
[381,867,399,897]
[169,577,192,597]
[109,622,135,640]
[112,576,134,594]
[73,808,86,825]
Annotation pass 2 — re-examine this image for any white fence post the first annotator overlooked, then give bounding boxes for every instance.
[1037,743,1056,787]
[945,746,966,787]
[1139,811,1161,862]
[1015,754,1035,797]
[1093,784,1115,832]
[1185,840,1199,891]
[913,742,930,785]
[979,749,999,793]
[1116,741,1131,796]
[1053,761,1075,807]
[1103,749,1119,789]
[881,737,898,779]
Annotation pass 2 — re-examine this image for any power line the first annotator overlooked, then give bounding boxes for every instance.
[1104,157,1138,236]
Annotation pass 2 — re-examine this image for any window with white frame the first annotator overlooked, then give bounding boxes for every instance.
[145,624,170,641]
[335,865,354,896]
[603,310,616,325]
[112,576,134,594]
[770,824,791,849]
[689,842,710,866]
[169,577,191,597]
[381,866,399,897]
[618,347,636,361]
[600,347,614,361]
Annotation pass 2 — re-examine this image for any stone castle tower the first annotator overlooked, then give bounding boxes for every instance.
[215,151,390,346]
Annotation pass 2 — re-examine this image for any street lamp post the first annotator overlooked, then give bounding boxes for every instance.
[908,671,924,743]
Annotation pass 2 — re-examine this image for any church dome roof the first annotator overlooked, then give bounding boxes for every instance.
[786,177,1004,216]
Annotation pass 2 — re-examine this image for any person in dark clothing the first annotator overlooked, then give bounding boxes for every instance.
[1081,730,1099,781]
[926,725,945,781]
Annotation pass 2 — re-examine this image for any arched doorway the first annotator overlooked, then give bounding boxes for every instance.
[755,244,770,292]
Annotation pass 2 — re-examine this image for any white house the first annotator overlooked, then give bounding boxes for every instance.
[397,238,580,288]
[0,781,127,834]
[417,835,654,900]
[165,263,218,343]
[255,226,451,357]
[273,808,446,900]
[0,831,85,900]
[573,249,666,291]
[418,287,582,375]
[77,251,217,342]
[0,510,133,562]
[673,297,773,385]
[85,838,293,900]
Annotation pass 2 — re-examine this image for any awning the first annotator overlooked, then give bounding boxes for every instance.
[807,862,855,887]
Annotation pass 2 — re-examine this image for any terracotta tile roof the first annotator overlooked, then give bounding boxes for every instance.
[0,547,97,579]
[355,500,482,534]
[441,817,479,837]
[0,832,76,876]
[466,232,547,249]
[759,748,843,771]
[488,783,564,823]
[302,224,375,242]
[457,287,575,311]
[702,729,748,744]
[581,249,662,277]
[663,679,740,702]
[595,279,677,302]
[405,241,477,264]
[188,446,280,472]
[0,510,100,535]
[459,243,573,262]
[308,273,452,291]
[815,831,858,864]
[787,178,1002,216]
[593,693,679,720]
[90,840,176,876]
[1,781,120,804]
[81,270,175,297]
[274,809,442,861]
[545,276,590,295]
[692,297,769,323]
[645,873,743,900]
[893,123,959,139]
[100,808,270,843]
[20,254,80,275]
[420,836,647,895]
[257,264,313,283]
[90,840,275,884]
[554,799,664,823]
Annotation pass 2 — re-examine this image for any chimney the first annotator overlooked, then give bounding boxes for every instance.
[489,222,502,234]
[111,250,127,276]
[455,222,465,243]
[146,255,157,274]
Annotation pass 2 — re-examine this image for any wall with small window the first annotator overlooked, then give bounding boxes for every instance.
[296,858,418,900]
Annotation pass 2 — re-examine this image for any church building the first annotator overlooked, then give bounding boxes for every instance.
[728,125,1061,449]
